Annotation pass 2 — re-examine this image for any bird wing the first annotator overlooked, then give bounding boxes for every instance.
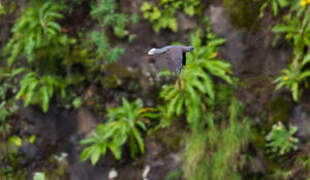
[182,52,186,66]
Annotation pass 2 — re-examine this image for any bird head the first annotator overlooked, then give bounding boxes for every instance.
[185,46,194,52]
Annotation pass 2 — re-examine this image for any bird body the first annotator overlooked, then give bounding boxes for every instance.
[147,45,194,73]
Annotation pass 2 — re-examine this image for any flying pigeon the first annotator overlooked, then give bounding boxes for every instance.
[147,45,194,73]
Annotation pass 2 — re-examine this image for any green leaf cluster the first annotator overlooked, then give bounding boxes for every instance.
[160,27,232,129]
[2,1,67,66]
[90,0,138,38]
[266,122,299,156]
[1,1,81,113]
[15,71,67,112]
[273,4,310,101]
[183,99,251,180]
[141,0,202,32]
[274,54,310,101]
[260,0,291,17]
[0,3,5,16]
[80,98,157,165]
[88,31,125,63]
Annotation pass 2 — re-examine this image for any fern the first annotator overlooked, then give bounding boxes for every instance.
[260,0,293,17]
[90,0,138,38]
[160,28,232,129]
[2,1,65,66]
[273,3,310,101]
[141,2,178,32]
[274,54,310,101]
[141,0,202,32]
[15,71,67,112]
[88,31,125,63]
[80,98,157,165]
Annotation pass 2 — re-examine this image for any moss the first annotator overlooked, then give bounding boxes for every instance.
[252,128,266,148]
[104,63,136,79]
[267,96,292,127]
[222,0,263,32]
[151,125,184,155]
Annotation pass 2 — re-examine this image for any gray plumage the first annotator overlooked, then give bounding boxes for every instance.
[147,45,194,73]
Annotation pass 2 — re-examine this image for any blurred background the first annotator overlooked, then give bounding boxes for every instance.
[1,0,310,179]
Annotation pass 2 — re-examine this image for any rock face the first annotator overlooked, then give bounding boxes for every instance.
[290,105,310,140]
[209,6,291,78]
[76,108,97,139]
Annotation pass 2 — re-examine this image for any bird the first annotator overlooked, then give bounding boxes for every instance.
[147,45,194,73]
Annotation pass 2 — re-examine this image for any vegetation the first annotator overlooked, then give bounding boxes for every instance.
[268,0,310,101]
[266,122,299,156]
[160,20,232,129]
[260,0,290,17]
[141,0,202,32]
[15,72,67,112]
[3,1,68,65]
[183,99,251,180]
[90,0,139,39]
[1,0,310,179]
[274,54,310,101]
[0,3,4,16]
[80,98,157,165]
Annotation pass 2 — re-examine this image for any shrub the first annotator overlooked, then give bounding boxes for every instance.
[2,1,69,66]
[80,98,157,165]
[183,99,251,180]
[15,71,67,112]
[272,2,310,101]
[160,25,232,129]
[141,0,202,32]
[274,54,310,101]
[260,0,291,17]
[90,0,138,38]
[88,31,125,63]
[266,122,299,156]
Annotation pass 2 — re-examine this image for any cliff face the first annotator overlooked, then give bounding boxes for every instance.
[1,0,310,179]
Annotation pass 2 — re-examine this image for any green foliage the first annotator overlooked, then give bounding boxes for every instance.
[88,31,125,63]
[3,1,67,66]
[90,0,138,38]
[0,67,26,99]
[165,170,182,180]
[1,1,81,112]
[160,25,232,129]
[80,98,156,165]
[15,71,67,112]
[56,0,83,14]
[266,122,299,156]
[183,99,251,180]
[273,4,310,101]
[260,0,291,17]
[33,172,46,180]
[0,102,10,135]
[0,68,24,135]
[272,10,310,54]
[0,3,5,15]
[141,0,202,32]
[141,2,178,32]
[72,97,82,109]
[87,0,136,63]
[274,55,310,101]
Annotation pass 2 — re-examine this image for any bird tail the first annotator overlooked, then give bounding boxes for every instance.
[147,47,169,55]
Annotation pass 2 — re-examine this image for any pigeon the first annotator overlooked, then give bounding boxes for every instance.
[147,45,194,73]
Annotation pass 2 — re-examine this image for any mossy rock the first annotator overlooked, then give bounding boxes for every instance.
[222,0,263,31]
[266,96,292,127]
